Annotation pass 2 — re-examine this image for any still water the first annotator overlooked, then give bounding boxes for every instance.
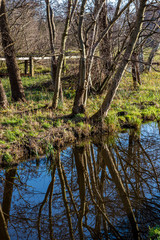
[0,122,160,240]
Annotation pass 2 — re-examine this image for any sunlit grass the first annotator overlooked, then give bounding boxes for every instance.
[0,56,160,156]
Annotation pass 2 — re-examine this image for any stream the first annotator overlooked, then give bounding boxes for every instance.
[0,122,160,239]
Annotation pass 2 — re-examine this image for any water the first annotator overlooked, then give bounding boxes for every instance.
[0,122,160,240]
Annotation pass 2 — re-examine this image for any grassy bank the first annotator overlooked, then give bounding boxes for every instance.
[0,69,160,165]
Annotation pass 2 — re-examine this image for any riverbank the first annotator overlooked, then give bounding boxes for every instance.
[0,70,160,165]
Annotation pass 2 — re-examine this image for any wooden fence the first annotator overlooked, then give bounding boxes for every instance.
[0,56,80,77]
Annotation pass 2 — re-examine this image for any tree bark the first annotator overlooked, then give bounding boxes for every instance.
[0,79,8,108]
[72,0,134,115]
[131,52,141,89]
[138,46,144,73]
[146,41,159,72]
[0,0,25,102]
[72,0,94,115]
[52,0,74,109]
[45,0,57,85]
[90,0,146,122]
[0,205,10,240]
[98,0,112,78]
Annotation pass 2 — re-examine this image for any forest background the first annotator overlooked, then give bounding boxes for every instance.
[0,0,159,163]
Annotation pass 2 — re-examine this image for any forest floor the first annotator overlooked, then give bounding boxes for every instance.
[0,67,160,165]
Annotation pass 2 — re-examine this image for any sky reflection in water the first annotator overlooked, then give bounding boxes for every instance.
[0,122,160,240]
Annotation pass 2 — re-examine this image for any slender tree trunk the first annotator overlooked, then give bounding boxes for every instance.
[131,52,141,89]
[72,0,87,115]
[0,0,25,102]
[52,0,73,109]
[98,0,112,78]
[2,168,17,225]
[101,144,140,240]
[90,0,146,122]
[0,205,10,240]
[56,152,75,240]
[146,41,159,72]
[45,0,57,85]
[0,79,8,108]
[74,146,86,240]
[72,0,133,115]
[37,165,56,240]
[139,46,144,73]
[72,0,104,114]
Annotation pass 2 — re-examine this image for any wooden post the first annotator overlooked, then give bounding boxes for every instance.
[29,57,34,77]
[24,60,28,75]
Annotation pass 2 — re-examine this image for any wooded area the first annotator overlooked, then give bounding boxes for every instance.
[0,1,160,239]
[0,0,159,118]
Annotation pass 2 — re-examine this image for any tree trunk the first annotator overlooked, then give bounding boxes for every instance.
[45,0,57,85]
[52,0,73,109]
[146,41,159,72]
[72,0,133,115]
[2,168,17,225]
[0,205,10,240]
[52,53,64,108]
[72,0,89,115]
[56,152,75,240]
[98,0,112,78]
[0,79,8,108]
[72,0,107,114]
[0,0,25,102]
[74,146,86,240]
[131,52,141,89]
[138,46,144,73]
[101,144,140,240]
[90,0,146,122]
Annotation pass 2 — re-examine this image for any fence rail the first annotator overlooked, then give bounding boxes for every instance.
[0,55,80,77]
[0,56,80,61]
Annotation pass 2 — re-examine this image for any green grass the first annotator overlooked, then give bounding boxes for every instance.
[2,152,13,164]
[149,226,160,240]
[0,55,160,160]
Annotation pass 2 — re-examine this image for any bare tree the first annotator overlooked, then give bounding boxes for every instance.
[146,40,159,71]
[90,0,147,122]
[45,0,57,85]
[52,0,78,109]
[131,51,141,89]
[72,0,134,115]
[101,144,140,239]
[98,0,112,79]
[0,0,25,102]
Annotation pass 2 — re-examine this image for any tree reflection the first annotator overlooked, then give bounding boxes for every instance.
[37,162,56,240]
[2,168,17,224]
[0,204,10,240]
[0,124,160,239]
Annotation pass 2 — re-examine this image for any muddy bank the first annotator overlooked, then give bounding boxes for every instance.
[0,122,110,167]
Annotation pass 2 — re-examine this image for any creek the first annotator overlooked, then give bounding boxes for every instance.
[0,122,160,239]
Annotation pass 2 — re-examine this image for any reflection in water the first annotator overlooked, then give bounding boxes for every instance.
[0,122,160,239]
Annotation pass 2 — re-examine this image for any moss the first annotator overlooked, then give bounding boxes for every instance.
[42,122,52,129]
[2,152,13,163]
[4,130,17,142]
[53,119,63,127]
[2,117,24,127]
[0,61,160,161]
[149,226,160,240]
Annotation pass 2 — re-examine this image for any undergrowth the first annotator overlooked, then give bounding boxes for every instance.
[0,66,160,161]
